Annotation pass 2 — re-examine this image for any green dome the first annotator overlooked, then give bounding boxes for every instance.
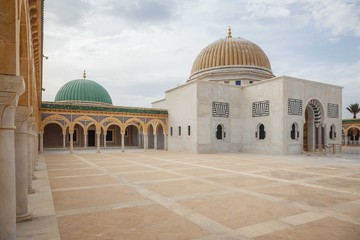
[55,79,112,105]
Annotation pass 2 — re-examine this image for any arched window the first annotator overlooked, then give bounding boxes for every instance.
[216,124,224,140]
[256,124,266,140]
[290,123,299,140]
[329,124,336,140]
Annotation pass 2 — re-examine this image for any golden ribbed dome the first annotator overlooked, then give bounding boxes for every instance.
[190,37,273,80]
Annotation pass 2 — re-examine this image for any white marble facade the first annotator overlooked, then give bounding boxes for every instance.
[153,74,342,154]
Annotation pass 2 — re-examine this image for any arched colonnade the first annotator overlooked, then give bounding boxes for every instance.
[40,115,168,153]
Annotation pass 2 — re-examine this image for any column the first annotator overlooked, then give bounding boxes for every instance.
[0,75,25,240]
[164,133,168,150]
[39,132,44,153]
[103,132,107,148]
[84,131,87,148]
[317,124,322,151]
[143,133,148,151]
[27,117,35,194]
[32,132,37,179]
[69,131,74,153]
[121,131,125,152]
[138,133,141,147]
[96,132,101,153]
[154,134,158,150]
[15,107,32,222]
[62,132,66,148]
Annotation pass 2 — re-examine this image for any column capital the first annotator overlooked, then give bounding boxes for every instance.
[0,75,25,128]
[15,106,32,133]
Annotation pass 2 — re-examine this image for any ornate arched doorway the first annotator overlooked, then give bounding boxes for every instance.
[303,99,324,151]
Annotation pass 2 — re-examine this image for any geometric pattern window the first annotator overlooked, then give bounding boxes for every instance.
[252,100,269,117]
[288,98,302,116]
[327,103,339,118]
[212,102,229,118]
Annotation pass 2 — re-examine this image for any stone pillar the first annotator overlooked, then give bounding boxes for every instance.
[27,117,35,194]
[84,131,87,148]
[138,133,141,147]
[96,132,101,153]
[0,75,25,240]
[317,124,322,151]
[120,131,125,152]
[154,134,158,150]
[103,132,107,148]
[39,132,44,153]
[143,133,148,151]
[15,106,32,222]
[69,131,74,153]
[164,133,168,150]
[62,132,66,148]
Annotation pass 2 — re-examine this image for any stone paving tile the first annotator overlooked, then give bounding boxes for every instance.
[296,166,357,175]
[107,165,158,173]
[254,184,359,207]
[258,170,321,181]
[214,164,269,172]
[49,175,118,189]
[179,192,304,229]
[253,217,360,240]
[172,168,230,177]
[48,168,103,177]
[205,175,280,189]
[119,170,183,182]
[144,179,224,197]
[52,185,146,211]
[46,163,91,170]
[57,204,209,240]
[308,177,360,192]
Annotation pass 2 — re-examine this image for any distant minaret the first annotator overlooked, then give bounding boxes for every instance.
[83,69,86,79]
[228,26,232,38]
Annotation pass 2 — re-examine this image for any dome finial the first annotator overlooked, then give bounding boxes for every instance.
[83,69,86,79]
[228,26,232,38]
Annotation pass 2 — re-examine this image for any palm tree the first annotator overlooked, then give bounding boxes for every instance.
[346,103,360,119]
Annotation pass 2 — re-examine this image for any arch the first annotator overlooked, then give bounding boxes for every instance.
[291,122,299,140]
[41,114,71,132]
[329,124,336,140]
[146,118,167,135]
[156,124,165,149]
[216,124,224,140]
[345,125,360,135]
[303,98,324,124]
[345,126,360,144]
[100,116,123,132]
[71,115,98,131]
[256,123,266,140]
[43,123,63,148]
[148,124,155,148]
[124,125,139,147]
[125,118,145,133]
[303,99,325,151]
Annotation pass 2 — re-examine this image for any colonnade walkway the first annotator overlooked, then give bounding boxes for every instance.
[17,150,360,239]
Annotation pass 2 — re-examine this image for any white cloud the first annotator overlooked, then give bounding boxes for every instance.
[302,0,360,38]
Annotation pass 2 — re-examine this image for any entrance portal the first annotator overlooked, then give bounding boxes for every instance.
[303,99,324,152]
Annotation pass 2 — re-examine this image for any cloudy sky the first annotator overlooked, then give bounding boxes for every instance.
[43,0,360,118]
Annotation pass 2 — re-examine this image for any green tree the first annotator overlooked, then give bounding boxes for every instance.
[346,103,360,119]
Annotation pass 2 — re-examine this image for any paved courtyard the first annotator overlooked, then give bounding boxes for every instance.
[17,150,360,239]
